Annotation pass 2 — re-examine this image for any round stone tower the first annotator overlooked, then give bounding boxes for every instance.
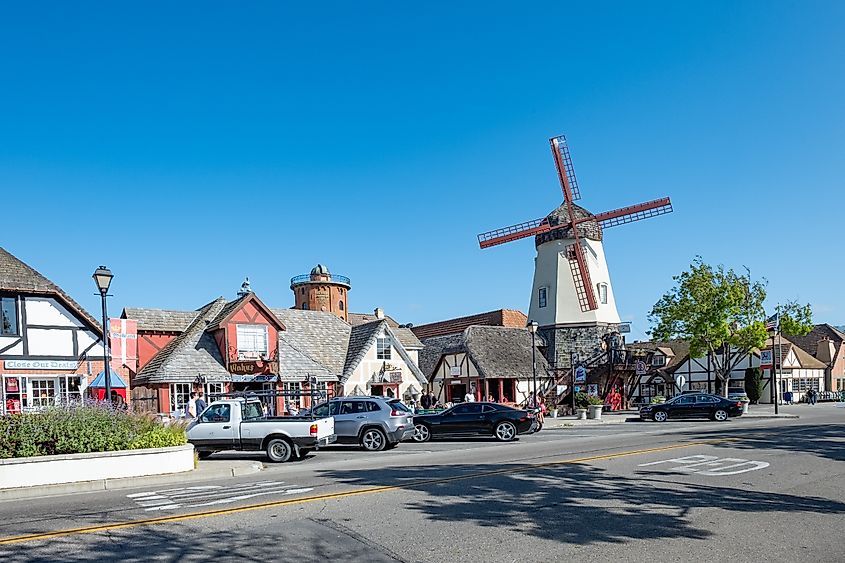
[290,264,351,321]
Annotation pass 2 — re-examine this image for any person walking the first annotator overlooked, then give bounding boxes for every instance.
[420,392,432,410]
[186,392,198,419]
[195,390,207,415]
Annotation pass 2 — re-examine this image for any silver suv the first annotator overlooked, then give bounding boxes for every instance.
[309,397,414,451]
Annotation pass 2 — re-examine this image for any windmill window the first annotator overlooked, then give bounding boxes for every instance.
[339,301,344,311]
[377,336,391,360]
[538,287,547,308]
[302,302,308,310]
[597,283,608,305]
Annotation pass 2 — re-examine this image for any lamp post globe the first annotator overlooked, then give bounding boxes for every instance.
[92,266,113,405]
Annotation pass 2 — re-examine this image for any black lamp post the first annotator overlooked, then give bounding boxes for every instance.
[528,321,539,408]
[92,266,113,404]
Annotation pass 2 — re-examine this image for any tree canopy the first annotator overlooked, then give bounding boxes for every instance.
[648,257,813,391]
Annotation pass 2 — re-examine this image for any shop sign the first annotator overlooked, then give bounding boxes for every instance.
[388,371,402,383]
[4,360,78,370]
[760,350,773,368]
[229,361,279,376]
[450,366,461,377]
[574,365,587,383]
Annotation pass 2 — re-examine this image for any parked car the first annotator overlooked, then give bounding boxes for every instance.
[187,398,335,462]
[727,387,748,400]
[412,402,535,442]
[639,393,744,422]
[309,397,415,451]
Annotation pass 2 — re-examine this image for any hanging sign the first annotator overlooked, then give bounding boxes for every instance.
[450,366,461,377]
[574,365,587,383]
[760,350,773,368]
[635,360,647,375]
[389,371,403,383]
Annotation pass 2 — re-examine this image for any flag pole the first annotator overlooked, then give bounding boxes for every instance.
[774,304,780,415]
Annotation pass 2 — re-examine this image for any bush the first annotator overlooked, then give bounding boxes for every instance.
[650,396,666,404]
[0,404,186,459]
[745,367,764,404]
[575,392,604,408]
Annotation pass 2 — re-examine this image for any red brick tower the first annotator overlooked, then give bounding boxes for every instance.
[289,264,351,321]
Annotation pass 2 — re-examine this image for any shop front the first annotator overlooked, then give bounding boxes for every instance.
[2,371,86,414]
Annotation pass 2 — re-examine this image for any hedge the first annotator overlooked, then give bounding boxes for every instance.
[0,404,187,459]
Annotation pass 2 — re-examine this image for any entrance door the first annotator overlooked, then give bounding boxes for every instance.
[449,383,466,403]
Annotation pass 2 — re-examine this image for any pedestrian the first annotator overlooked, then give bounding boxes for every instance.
[420,392,432,410]
[195,390,207,415]
[487,394,495,403]
[810,388,818,405]
[464,389,475,403]
[186,392,198,419]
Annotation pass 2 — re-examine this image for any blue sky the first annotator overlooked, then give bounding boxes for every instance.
[1,2,843,339]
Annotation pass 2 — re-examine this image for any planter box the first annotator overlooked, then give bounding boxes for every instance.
[576,408,588,420]
[0,444,194,490]
[587,405,603,420]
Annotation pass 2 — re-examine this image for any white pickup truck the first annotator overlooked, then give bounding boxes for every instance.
[187,398,336,462]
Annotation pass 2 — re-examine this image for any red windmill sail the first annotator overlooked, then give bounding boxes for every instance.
[477,134,674,313]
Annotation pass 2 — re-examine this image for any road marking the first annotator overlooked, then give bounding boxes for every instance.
[639,454,770,476]
[124,481,313,512]
[0,439,727,545]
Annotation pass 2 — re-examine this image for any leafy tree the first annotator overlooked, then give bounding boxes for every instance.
[744,367,763,404]
[649,258,813,396]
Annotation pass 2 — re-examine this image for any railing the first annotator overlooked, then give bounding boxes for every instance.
[289,273,351,286]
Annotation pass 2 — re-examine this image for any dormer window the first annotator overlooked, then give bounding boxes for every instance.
[237,324,268,359]
[651,354,666,367]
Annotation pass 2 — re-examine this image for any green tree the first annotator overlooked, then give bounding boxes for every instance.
[649,258,813,396]
[744,367,763,404]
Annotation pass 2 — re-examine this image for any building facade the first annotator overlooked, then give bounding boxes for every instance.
[0,247,108,414]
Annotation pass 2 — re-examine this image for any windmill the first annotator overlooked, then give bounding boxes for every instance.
[477,134,673,363]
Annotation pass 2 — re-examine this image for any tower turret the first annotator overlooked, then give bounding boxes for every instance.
[290,264,351,321]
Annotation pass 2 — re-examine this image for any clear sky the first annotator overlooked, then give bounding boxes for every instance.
[1,2,843,340]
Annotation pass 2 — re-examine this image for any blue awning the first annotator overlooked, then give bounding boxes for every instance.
[90,368,127,389]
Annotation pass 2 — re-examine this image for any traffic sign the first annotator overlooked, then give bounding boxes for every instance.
[675,375,687,389]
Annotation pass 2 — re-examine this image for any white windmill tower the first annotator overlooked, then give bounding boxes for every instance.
[477,134,674,365]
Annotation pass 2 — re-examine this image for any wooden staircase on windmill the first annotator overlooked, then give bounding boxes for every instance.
[542,348,608,408]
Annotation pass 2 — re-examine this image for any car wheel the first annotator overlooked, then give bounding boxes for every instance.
[413,423,431,442]
[652,410,668,422]
[197,450,213,460]
[361,428,387,452]
[266,438,293,463]
[713,409,729,422]
[495,421,517,441]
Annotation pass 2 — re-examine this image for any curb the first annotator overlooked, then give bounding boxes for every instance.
[0,461,263,502]
[742,414,800,419]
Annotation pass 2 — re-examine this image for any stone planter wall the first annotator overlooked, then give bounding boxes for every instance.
[0,444,194,490]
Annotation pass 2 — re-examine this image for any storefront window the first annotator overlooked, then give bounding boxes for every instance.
[31,379,56,408]
[170,383,191,415]
[59,376,82,405]
[1,296,18,335]
[237,324,268,358]
[204,382,225,400]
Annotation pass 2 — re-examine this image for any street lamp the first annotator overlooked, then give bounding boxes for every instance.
[92,266,113,404]
[528,321,539,409]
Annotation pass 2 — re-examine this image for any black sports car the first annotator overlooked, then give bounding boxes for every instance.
[411,402,535,442]
[639,393,744,422]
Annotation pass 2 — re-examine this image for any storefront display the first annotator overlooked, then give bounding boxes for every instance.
[1,374,84,414]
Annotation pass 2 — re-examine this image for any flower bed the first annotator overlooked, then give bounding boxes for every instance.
[0,404,186,459]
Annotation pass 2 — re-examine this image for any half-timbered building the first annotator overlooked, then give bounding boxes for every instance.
[0,247,107,414]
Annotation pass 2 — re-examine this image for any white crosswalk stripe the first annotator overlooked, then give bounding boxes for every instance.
[126,481,315,512]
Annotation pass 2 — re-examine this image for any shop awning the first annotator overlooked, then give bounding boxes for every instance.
[90,368,127,389]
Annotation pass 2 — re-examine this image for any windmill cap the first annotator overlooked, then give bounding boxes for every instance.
[536,202,603,246]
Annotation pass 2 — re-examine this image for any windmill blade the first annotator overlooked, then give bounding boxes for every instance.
[594,197,673,229]
[478,217,551,249]
[565,242,598,311]
[550,135,582,202]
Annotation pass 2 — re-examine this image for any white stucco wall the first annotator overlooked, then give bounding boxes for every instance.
[528,237,621,327]
[0,445,194,489]
[25,297,84,327]
[342,329,424,400]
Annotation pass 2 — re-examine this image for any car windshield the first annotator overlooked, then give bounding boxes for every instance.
[388,400,412,413]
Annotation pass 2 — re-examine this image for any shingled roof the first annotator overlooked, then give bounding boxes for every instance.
[348,311,423,349]
[765,336,827,370]
[271,309,351,376]
[787,324,845,358]
[122,308,199,332]
[341,320,427,384]
[626,340,691,373]
[419,333,466,379]
[134,298,231,385]
[411,309,528,340]
[0,247,101,333]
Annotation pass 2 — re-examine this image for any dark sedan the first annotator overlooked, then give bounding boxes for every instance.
[640,393,744,422]
[411,402,535,442]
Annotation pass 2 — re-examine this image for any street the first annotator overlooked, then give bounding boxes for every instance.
[1,404,843,562]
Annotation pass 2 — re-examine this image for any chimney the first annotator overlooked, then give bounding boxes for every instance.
[816,337,835,364]
[374,307,384,319]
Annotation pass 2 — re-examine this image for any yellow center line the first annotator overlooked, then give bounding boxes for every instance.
[0,439,730,546]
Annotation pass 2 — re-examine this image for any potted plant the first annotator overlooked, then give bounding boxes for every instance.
[574,392,589,420]
[586,395,604,420]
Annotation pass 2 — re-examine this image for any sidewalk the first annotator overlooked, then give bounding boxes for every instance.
[544,409,636,428]
[743,404,800,419]
[0,459,263,502]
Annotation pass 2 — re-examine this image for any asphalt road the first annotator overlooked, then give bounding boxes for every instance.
[1,404,843,562]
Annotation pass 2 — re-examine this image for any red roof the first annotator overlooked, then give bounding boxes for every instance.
[411,309,528,340]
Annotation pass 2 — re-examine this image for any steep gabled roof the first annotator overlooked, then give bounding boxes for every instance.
[205,293,285,332]
[122,308,199,332]
[0,247,101,334]
[765,336,827,370]
[348,311,423,349]
[463,326,549,379]
[787,324,845,358]
[419,333,466,379]
[341,320,427,385]
[411,309,528,340]
[626,340,691,373]
[134,298,231,385]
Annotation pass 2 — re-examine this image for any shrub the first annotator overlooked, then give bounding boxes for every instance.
[0,405,186,459]
[574,392,604,408]
[745,367,764,404]
[650,396,666,404]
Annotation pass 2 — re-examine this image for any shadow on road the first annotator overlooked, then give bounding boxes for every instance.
[691,422,845,463]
